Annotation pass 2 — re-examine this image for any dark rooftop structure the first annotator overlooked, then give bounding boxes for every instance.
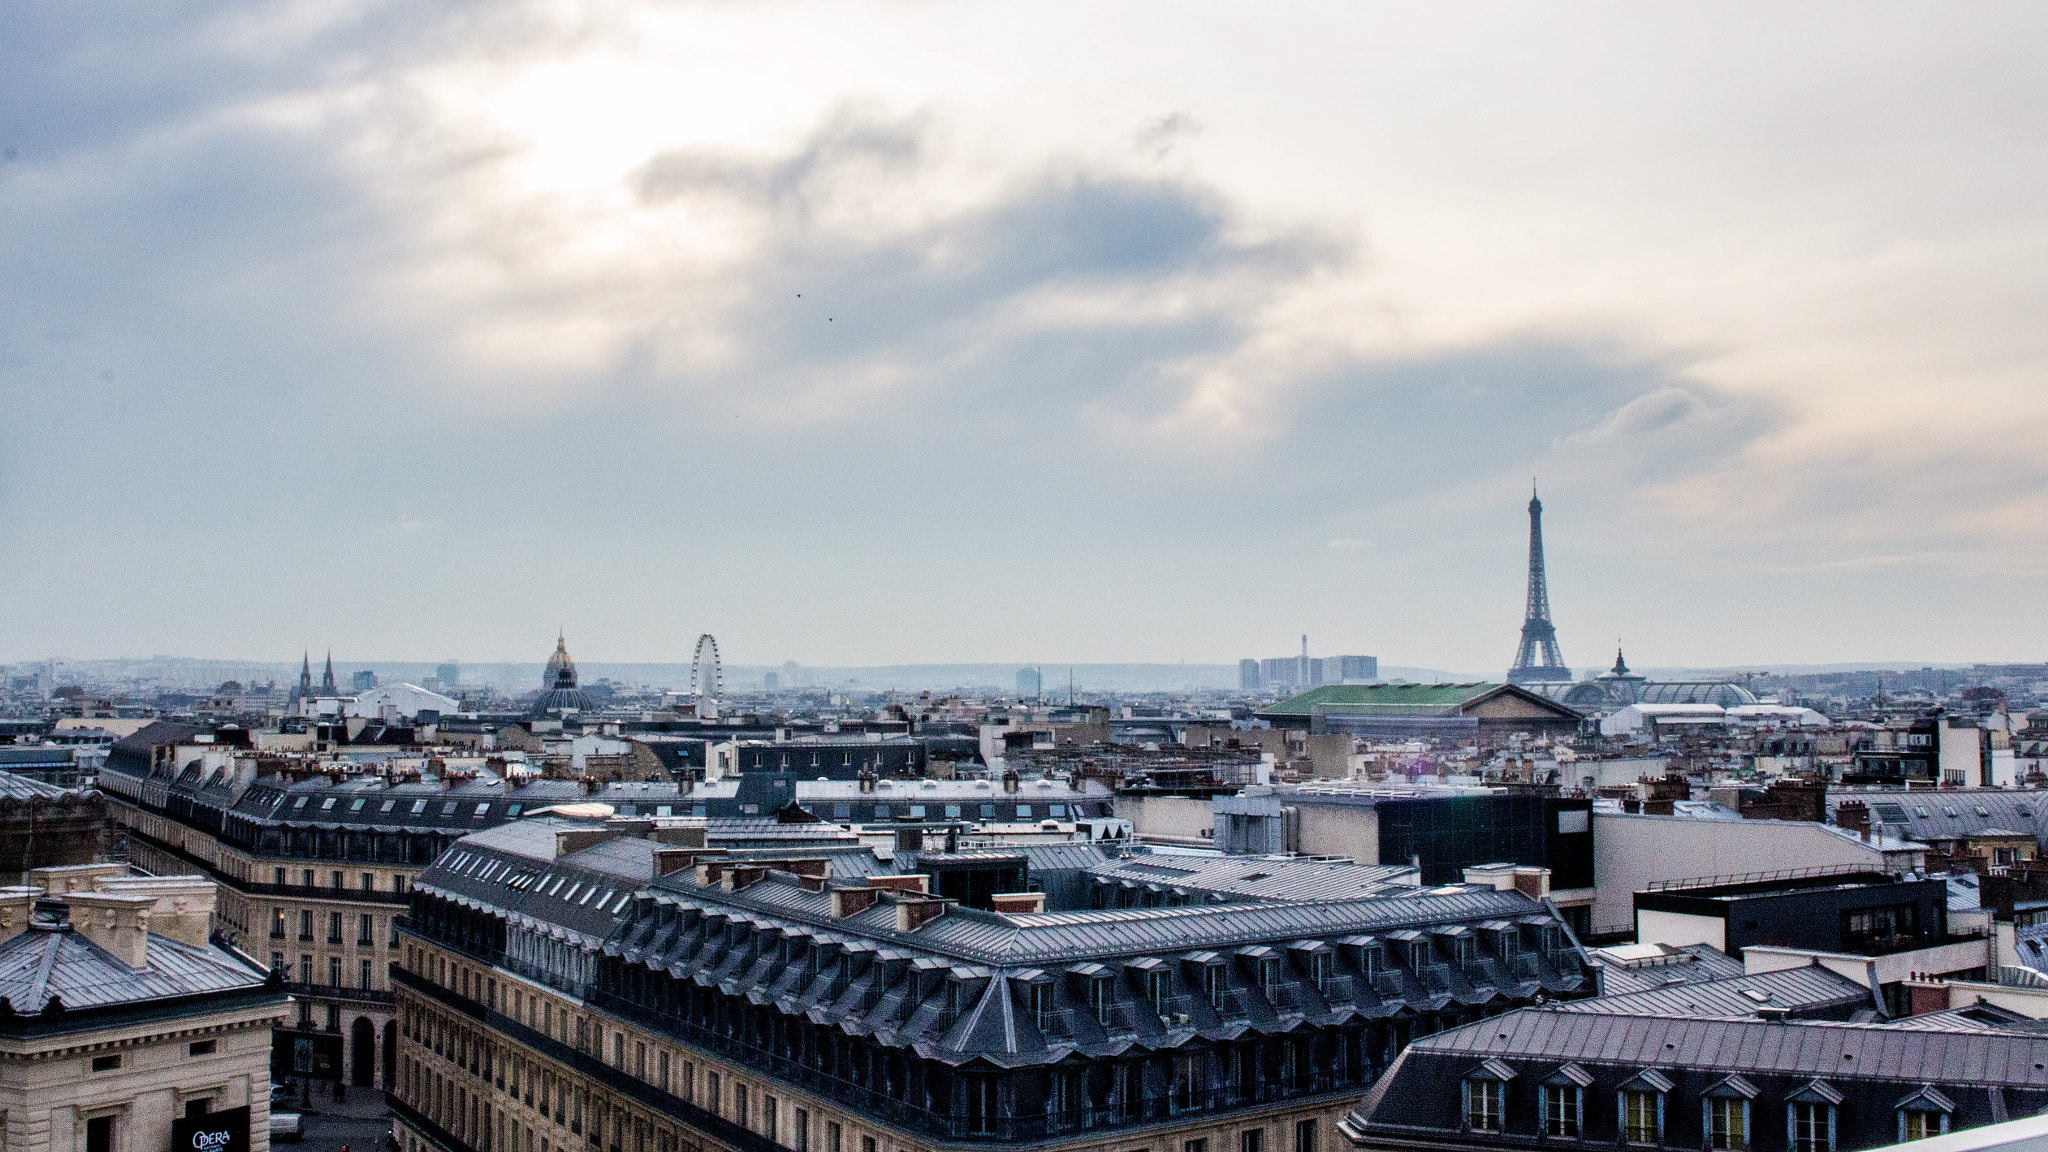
[408,819,1599,1141]
[1342,1006,2048,1152]
[1633,870,1956,961]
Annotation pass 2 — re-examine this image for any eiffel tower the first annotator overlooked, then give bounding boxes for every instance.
[1507,484,1572,684]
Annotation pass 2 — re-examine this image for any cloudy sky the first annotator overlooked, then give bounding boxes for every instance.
[4,1,2046,673]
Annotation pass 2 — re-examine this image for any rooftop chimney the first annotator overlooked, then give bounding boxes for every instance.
[1512,867,1552,899]
[722,866,766,892]
[554,828,620,857]
[991,892,1045,914]
[830,887,878,918]
[894,897,948,932]
[868,875,931,896]
[66,892,156,969]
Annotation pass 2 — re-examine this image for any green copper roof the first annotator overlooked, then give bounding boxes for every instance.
[1256,682,1506,717]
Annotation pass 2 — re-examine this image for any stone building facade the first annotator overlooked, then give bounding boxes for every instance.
[392,819,1596,1152]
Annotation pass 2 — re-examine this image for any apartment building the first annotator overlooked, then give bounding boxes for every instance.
[393,818,1597,1152]
[97,723,605,1090]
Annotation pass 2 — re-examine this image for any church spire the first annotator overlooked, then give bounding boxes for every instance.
[298,651,313,697]
[321,650,337,694]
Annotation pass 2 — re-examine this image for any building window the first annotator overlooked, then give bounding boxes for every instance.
[1148,970,1172,1018]
[763,1096,777,1139]
[360,914,375,945]
[272,911,287,939]
[1187,1141,1208,1152]
[271,952,284,975]
[394,876,407,896]
[328,912,342,943]
[329,956,342,986]
[794,1110,808,1152]
[707,1073,720,1118]
[301,953,313,983]
[1842,905,1917,949]
[1623,1090,1660,1144]
[1294,1119,1317,1152]
[1029,982,1056,1030]
[826,1121,840,1152]
[86,1117,114,1152]
[361,959,374,988]
[1709,1098,1748,1151]
[1791,1103,1833,1152]
[1088,976,1114,1026]
[300,910,314,940]
[91,1055,122,1072]
[189,1039,217,1056]
[1241,1129,1265,1152]
[325,1003,340,1031]
[1899,1111,1947,1142]
[1465,1080,1504,1133]
[1543,1085,1580,1138]
[733,1083,748,1129]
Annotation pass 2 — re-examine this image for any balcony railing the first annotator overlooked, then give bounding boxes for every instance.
[284,981,395,1005]
[1414,962,1453,988]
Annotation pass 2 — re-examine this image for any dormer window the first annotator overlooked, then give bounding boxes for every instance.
[1087,975,1113,1026]
[1260,957,1281,1003]
[1704,1075,1757,1151]
[1462,1060,1513,1133]
[1027,982,1055,1032]
[1202,965,1227,1011]
[1618,1069,1671,1145]
[1896,1086,1954,1142]
[1788,1080,1842,1152]
[1309,951,1332,994]
[1540,1064,1591,1140]
[1541,1084,1580,1138]
[1148,970,1172,1018]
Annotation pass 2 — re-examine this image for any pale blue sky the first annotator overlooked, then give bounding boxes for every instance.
[4,2,2045,672]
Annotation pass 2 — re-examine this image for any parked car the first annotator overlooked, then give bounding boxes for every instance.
[270,1113,303,1143]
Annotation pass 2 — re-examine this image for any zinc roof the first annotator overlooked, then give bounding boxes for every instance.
[1554,965,1874,1019]
[1258,683,1506,718]
[1412,1008,2048,1086]
[0,926,268,1015]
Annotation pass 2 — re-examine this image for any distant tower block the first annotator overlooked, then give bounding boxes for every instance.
[1507,485,1573,684]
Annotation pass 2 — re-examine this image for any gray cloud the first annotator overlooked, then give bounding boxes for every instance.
[3,0,2039,668]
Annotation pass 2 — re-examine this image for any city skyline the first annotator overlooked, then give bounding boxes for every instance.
[6,4,2047,669]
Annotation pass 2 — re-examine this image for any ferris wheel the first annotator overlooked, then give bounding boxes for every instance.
[690,634,722,700]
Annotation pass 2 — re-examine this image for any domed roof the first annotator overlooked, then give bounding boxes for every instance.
[532,630,595,716]
[544,630,577,689]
